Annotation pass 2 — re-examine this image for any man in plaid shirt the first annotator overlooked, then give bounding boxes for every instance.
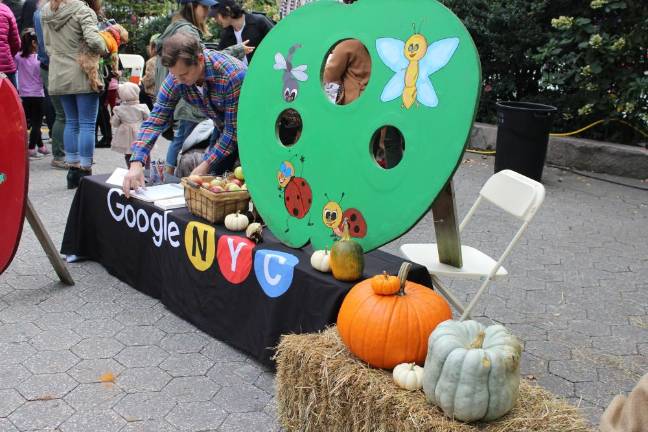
[123,32,246,197]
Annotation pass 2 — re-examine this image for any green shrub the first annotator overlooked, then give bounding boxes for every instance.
[438,0,559,123]
[440,0,646,144]
[103,0,175,56]
[534,0,647,143]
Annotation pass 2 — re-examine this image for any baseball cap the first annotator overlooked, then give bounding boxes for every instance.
[179,0,218,6]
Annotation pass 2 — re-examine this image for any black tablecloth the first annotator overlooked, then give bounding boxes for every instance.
[61,175,432,365]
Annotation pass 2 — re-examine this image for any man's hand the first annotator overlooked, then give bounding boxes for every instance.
[190,161,210,176]
[123,161,145,198]
[242,40,256,55]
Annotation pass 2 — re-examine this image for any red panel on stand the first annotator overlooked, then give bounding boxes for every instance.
[0,77,28,274]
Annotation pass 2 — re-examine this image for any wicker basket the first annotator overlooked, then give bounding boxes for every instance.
[181,176,250,224]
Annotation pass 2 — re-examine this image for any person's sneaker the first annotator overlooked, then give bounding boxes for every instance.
[51,158,68,169]
[28,149,43,159]
[37,145,50,155]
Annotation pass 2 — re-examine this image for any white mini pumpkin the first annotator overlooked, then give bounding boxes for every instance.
[224,212,249,231]
[310,249,331,273]
[423,320,522,422]
[393,362,424,391]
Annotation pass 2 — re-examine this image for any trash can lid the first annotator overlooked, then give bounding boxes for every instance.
[496,101,557,113]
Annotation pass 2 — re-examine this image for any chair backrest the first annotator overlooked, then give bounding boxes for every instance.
[118,54,145,70]
[479,169,545,221]
[119,54,146,85]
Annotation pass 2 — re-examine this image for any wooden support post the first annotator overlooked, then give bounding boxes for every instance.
[25,198,74,286]
[431,180,462,268]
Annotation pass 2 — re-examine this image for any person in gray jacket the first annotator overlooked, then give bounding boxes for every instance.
[41,0,106,189]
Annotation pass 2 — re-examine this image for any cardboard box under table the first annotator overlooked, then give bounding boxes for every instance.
[61,175,432,365]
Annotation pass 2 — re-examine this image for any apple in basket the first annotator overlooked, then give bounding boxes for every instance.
[229,179,243,187]
[209,185,224,193]
[226,183,242,192]
[210,178,226,187]
[234,166,244,181]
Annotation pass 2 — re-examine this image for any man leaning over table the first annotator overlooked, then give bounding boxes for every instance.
[122,32,246,198]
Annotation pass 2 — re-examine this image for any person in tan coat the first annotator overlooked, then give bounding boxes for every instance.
[323,15,404,169]
[110,82,150,167]
[323,38,371,106]
[600,372,648,432]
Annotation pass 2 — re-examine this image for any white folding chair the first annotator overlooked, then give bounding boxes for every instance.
[118,54,145,85]
[400,169,545,320]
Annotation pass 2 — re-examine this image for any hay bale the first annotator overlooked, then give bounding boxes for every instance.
[275,327,592,432]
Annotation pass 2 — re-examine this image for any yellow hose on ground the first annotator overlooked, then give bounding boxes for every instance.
[467,118,647,155]
[550,119,648,139]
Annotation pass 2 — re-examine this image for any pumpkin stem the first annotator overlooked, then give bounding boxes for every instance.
[382,271,388,279]
[397,262,412,296]
[341,218,351,241]
[470,331,486,349]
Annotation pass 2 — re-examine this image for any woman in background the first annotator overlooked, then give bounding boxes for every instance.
[41,0,107,188]
[0,0,21,87]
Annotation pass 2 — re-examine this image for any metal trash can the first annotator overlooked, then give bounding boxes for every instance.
[494,101,557,182]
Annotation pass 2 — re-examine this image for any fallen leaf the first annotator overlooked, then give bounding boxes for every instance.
[100,372,115,383]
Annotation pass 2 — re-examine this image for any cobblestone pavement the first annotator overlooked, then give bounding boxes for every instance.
[1,142,646,430]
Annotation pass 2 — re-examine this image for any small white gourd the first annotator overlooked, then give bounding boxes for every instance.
[393,363,424,391]
[423,320,522,422]
[310,249,331,273]
[224,212,249,231]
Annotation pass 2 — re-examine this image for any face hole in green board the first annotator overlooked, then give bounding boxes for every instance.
[370,126,405,169]
[276,108,303,147]
[321,39,372,105]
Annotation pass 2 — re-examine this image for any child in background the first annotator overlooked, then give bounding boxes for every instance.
[14,28,49,158]
[110,82,150,167]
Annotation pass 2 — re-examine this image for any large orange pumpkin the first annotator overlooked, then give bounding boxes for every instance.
[337,262,452,369]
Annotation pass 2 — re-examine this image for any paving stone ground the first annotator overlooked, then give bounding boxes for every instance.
[1,140,646,431]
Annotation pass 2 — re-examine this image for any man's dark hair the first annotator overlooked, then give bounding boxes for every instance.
[213,0,245,19]
[161,32,203,68]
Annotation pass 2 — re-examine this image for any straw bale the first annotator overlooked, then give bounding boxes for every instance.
[275,327,592,432]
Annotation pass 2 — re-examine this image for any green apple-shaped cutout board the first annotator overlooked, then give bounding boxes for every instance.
[238,0,480,252]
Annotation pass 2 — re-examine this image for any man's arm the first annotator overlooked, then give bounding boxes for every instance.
[130,73,181,164]
[202,68,246,164]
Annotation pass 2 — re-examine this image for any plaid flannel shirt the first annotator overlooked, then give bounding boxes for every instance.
[130,49,246,165]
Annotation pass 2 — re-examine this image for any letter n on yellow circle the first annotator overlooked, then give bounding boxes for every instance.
[184,221,216,271]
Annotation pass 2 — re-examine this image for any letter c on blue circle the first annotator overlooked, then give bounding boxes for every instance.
[254,250,299,298]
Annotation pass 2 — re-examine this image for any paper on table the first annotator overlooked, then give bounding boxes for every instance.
[154,196,186,210]
[105,167,129,186]
[130,184,184,202]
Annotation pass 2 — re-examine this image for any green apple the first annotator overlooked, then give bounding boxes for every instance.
[234,166,244,181]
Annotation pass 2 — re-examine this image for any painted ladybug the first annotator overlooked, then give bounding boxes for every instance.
[277,159,312,220]
[284,176,312,219]
[341,208,367,238]
[323,198,367,239]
